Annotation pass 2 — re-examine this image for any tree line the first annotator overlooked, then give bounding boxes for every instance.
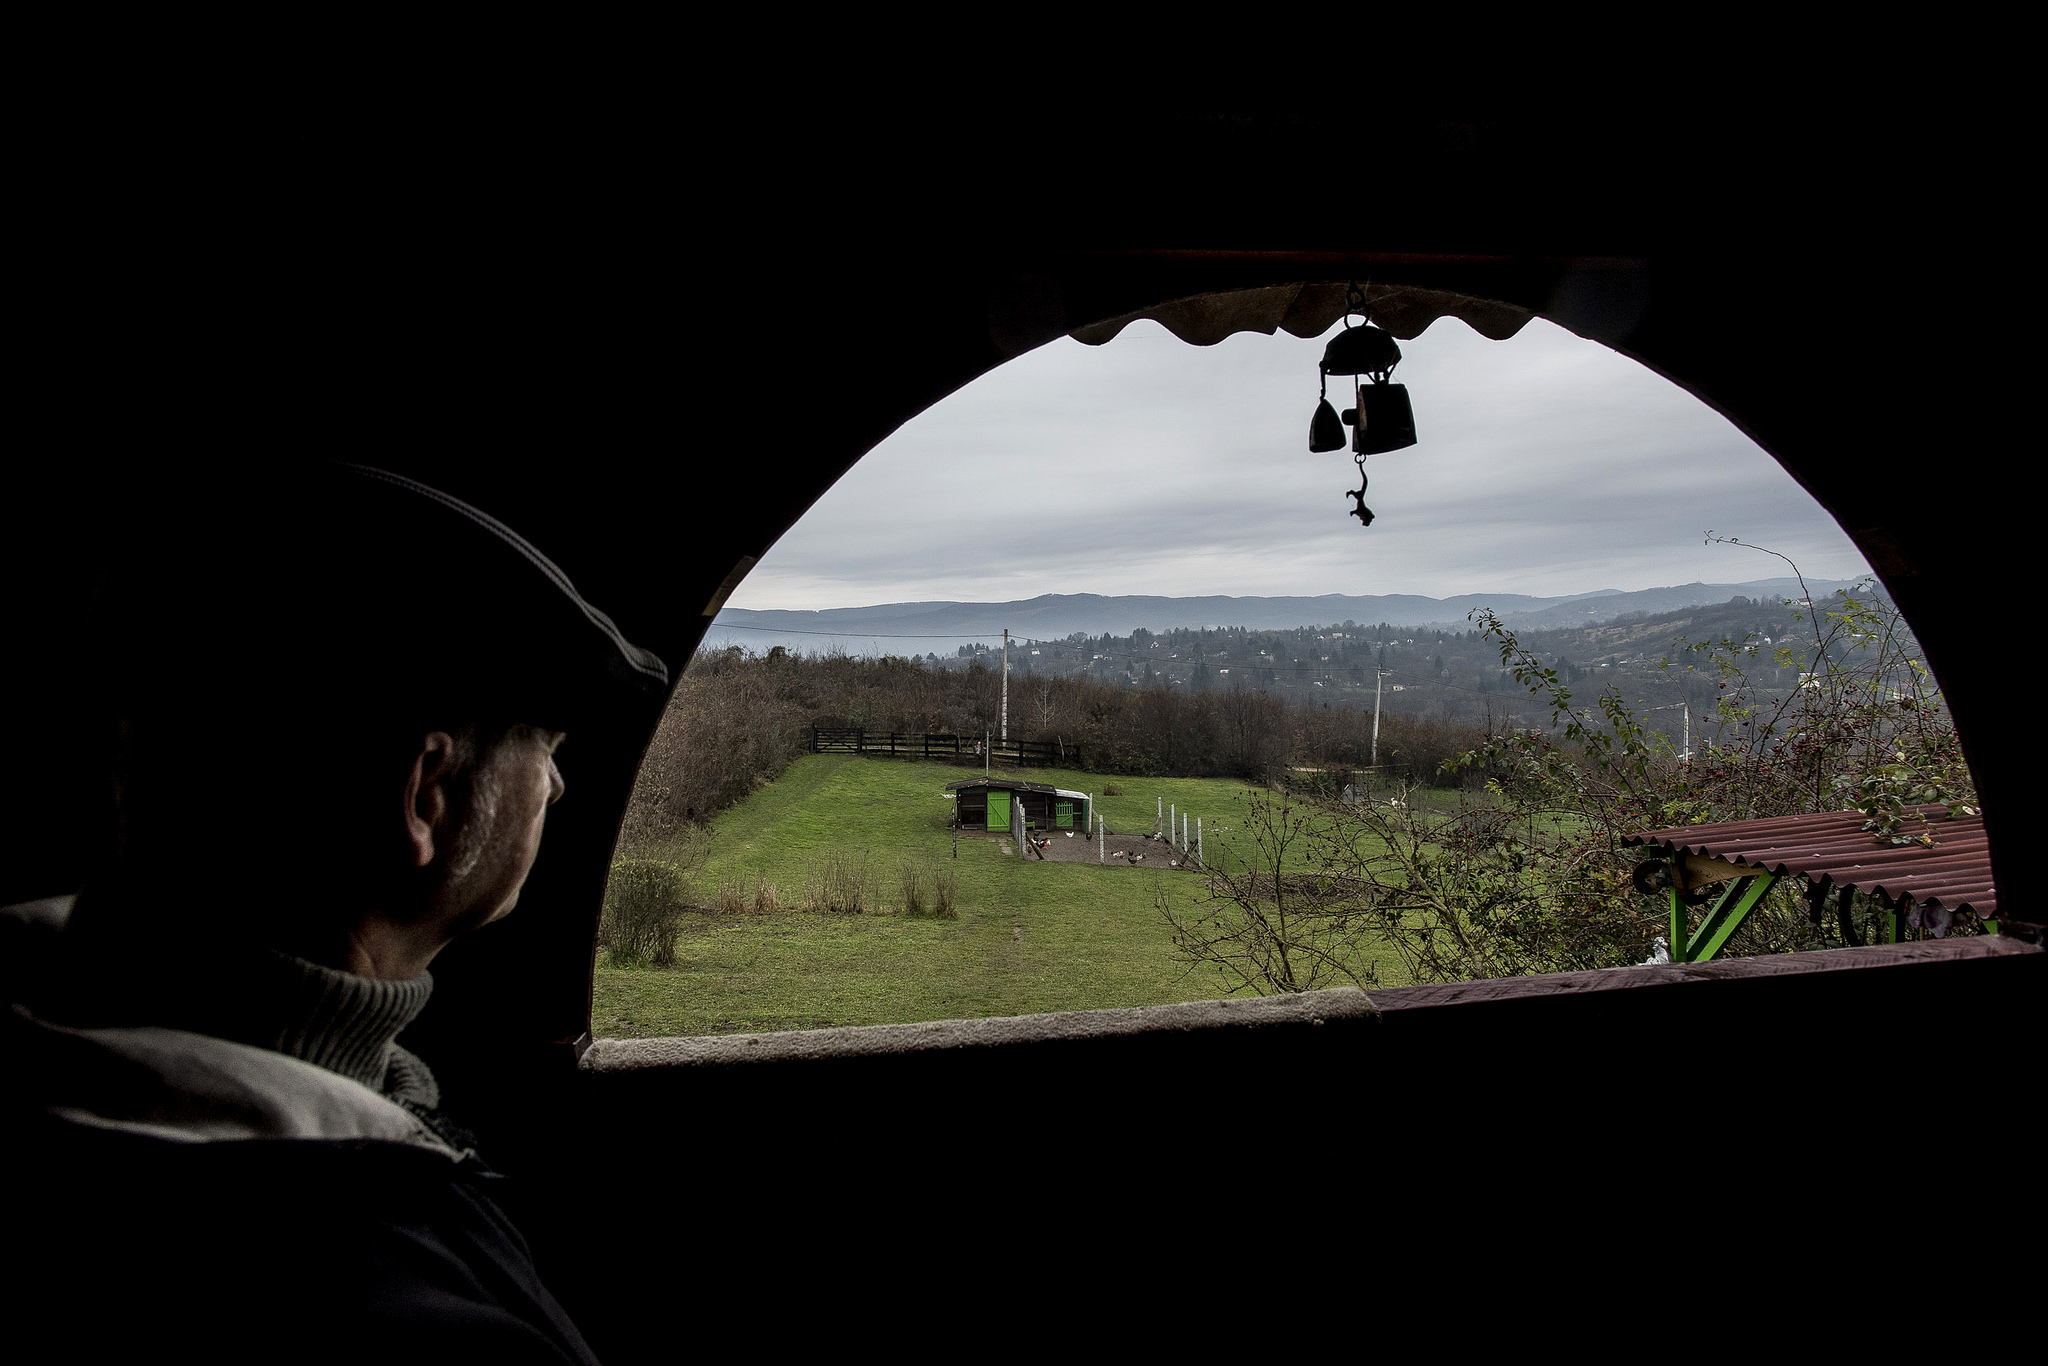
[620,645,1483,852]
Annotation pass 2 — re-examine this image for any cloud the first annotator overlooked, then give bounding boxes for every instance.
[730,317,1870,609]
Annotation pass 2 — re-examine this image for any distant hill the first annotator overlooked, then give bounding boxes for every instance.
[708,579,1869,655]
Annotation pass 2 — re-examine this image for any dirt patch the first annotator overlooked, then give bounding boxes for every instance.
[1027,829,1199,869]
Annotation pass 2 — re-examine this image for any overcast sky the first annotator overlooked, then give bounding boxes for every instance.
[727,315,1869,612]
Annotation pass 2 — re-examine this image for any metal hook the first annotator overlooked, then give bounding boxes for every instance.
[1344,281,1372,328]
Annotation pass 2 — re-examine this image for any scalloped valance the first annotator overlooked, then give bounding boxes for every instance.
[1071,281,1533,348]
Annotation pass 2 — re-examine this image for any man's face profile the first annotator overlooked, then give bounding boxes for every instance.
[368,724,569,980]
[454,727,568,930]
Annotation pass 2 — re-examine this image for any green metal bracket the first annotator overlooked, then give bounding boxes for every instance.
[1690,874,1777,961]
[1668,878,1689,964]
[1666,856,1779,963]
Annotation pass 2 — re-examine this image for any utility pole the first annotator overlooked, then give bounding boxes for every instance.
[984,729,990,778]
[1371,666,1388,766]
[1648,700,1691,763]
[1001,628,1009,743]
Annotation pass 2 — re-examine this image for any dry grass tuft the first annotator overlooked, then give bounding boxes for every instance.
[803,849,871,914]
[897,861,927,916]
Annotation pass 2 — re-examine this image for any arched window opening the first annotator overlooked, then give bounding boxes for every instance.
[595,295,1980,1043]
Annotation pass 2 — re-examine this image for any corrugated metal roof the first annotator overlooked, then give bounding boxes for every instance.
[1622,805,1995,918]
[944,778,1059,794]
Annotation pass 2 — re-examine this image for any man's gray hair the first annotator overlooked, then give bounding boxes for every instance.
[443,724,534,882]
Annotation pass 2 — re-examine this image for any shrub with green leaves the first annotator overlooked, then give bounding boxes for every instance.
[600,859,691,967]
[1361,547,1987,975]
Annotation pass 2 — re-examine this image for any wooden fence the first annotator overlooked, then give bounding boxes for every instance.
[810,728,1080,768]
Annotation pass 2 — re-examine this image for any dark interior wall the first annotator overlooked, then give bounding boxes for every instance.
[6,101,2033,1361]
[7,107,2025,1085]
[536,938,2040,1362]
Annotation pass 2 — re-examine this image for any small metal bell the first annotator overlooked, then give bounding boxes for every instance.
[1309,397,1346,453]
[1321,324,1402,380]
[1349,382,1417,454]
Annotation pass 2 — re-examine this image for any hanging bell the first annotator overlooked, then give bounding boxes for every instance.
[1348,382,1417,454]
[1309,397,1346,453]
[1320,324,1403,380]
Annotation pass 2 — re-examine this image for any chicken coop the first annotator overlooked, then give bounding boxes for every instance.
[946,778,1091,833]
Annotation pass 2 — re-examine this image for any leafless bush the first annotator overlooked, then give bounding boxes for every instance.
[898,861,926,916]
[804,849,871,914]
[1103,784,1124,796]
[715,871,747,915]
[934,865,957,919]
[599,859,692,968]
[617,651,811,854]
[1159,789,1380,995]
[752,875,782,914]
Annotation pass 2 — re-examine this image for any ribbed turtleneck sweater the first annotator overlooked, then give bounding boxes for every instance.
[246,951,439,1101]
[46,941,443,1106]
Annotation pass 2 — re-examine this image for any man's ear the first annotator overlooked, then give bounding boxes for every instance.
[403,732,460,869]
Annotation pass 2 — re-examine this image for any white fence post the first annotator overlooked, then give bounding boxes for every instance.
[1197,817,1203,868]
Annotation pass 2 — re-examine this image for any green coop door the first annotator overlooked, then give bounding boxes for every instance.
[1056,801,1074,829]
[986,791,1010,830]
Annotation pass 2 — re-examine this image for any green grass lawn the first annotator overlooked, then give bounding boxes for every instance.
[593,756,1441,1039]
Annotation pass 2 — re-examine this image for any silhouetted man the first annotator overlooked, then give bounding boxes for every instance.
[4,465,667,1362]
